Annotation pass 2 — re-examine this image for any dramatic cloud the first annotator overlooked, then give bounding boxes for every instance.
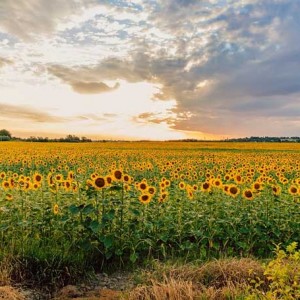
[0,0,300,138]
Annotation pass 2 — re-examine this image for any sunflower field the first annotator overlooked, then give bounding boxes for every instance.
[0,141,299,287]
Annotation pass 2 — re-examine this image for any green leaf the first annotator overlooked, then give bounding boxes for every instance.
[115,249,123,256]
[130,208,140,217]
[103,236,113,249]
[89,220,101,233]
[102,209,115,223]
[108,185,123,191]
[82,204,95,214]
[69,204,80,215]
[130,252,138,263]
[60,215,69,222]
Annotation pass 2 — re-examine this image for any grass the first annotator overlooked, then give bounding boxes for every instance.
[125,258,265,299]
[124,243,300,300]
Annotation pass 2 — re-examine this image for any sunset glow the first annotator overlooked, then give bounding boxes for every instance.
[1,1,299,140]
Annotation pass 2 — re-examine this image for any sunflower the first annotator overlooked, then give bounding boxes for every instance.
[23,181,32,191]
[112,169,123,181]
[64,180,72,191]
[93,176,106,190]
[200,181,211,192]
[2,180,11,191]
[67,171,75,180]
[223,184,230,194]
[242,189,254,200]
[224,174,230,181]
[234,174,243,184]
[55,174,63,182]
[288,185,298,196]
[53,204,59,215]
[164,179,170,187]
[187,190,194,200]
[124,184,131,191]
[85,179,94,190]
[271,185,281,196]
[32,182,40,191]
[213,179,223,188]
[228,185,240,197]
[47,173,54,187]
[123,174,131,184]
[139,193,152,204]
[90,173,98,180]
[33,172,43,183]
[295,178,300,185]
[179,181,186,190]
[159,182,166,189]
[5,193,13,201]
[104,175,112,185]
[252,182,263,191]
[158,191,169,203]
[138,182,148,192]
[0,172,6,180]
[147,186,156,195]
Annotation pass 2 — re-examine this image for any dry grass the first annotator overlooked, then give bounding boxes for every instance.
[0,286,25,300]
[125,258,265,300]
[0,256,13,286]
[126,277,196,300]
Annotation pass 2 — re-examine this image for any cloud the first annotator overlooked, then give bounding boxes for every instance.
[0,102,66,123]
[48,54,152,82]
[2,0,300,138]
[134,112,174,125]
[47,54,154,93]
[0,0,96,40]
[76,113,117,121]
[69,81,120,94]
[0,57,13,68]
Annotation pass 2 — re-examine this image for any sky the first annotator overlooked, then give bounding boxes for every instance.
[0,0,300,140]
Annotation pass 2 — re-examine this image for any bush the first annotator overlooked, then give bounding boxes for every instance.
[248,242,300,300]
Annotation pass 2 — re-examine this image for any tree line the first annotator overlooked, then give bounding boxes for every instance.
[0,130,92,142]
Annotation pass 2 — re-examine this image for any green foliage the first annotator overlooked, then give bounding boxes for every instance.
[247,242,300,300]
[264,242,300,299]
[0,129,12,138]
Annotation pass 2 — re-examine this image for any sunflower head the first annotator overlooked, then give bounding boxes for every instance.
[94,176,106,190]
[139,193,152,204]
[242,189,254,200]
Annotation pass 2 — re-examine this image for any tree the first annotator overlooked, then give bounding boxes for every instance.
[0,129,12,138]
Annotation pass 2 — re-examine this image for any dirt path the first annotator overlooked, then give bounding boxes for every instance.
[0,271,134,300]
[54,272,134,300]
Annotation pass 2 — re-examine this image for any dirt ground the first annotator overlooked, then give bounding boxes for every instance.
[1,271,134,300]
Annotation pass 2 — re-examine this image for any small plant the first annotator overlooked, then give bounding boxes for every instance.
[247,242,300,300]
[265,242,300,299]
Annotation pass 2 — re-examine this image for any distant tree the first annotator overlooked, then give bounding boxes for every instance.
[65,134,80,142]
[0,129,12,138]
[0,129,12,141]
[81,136,92,142]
